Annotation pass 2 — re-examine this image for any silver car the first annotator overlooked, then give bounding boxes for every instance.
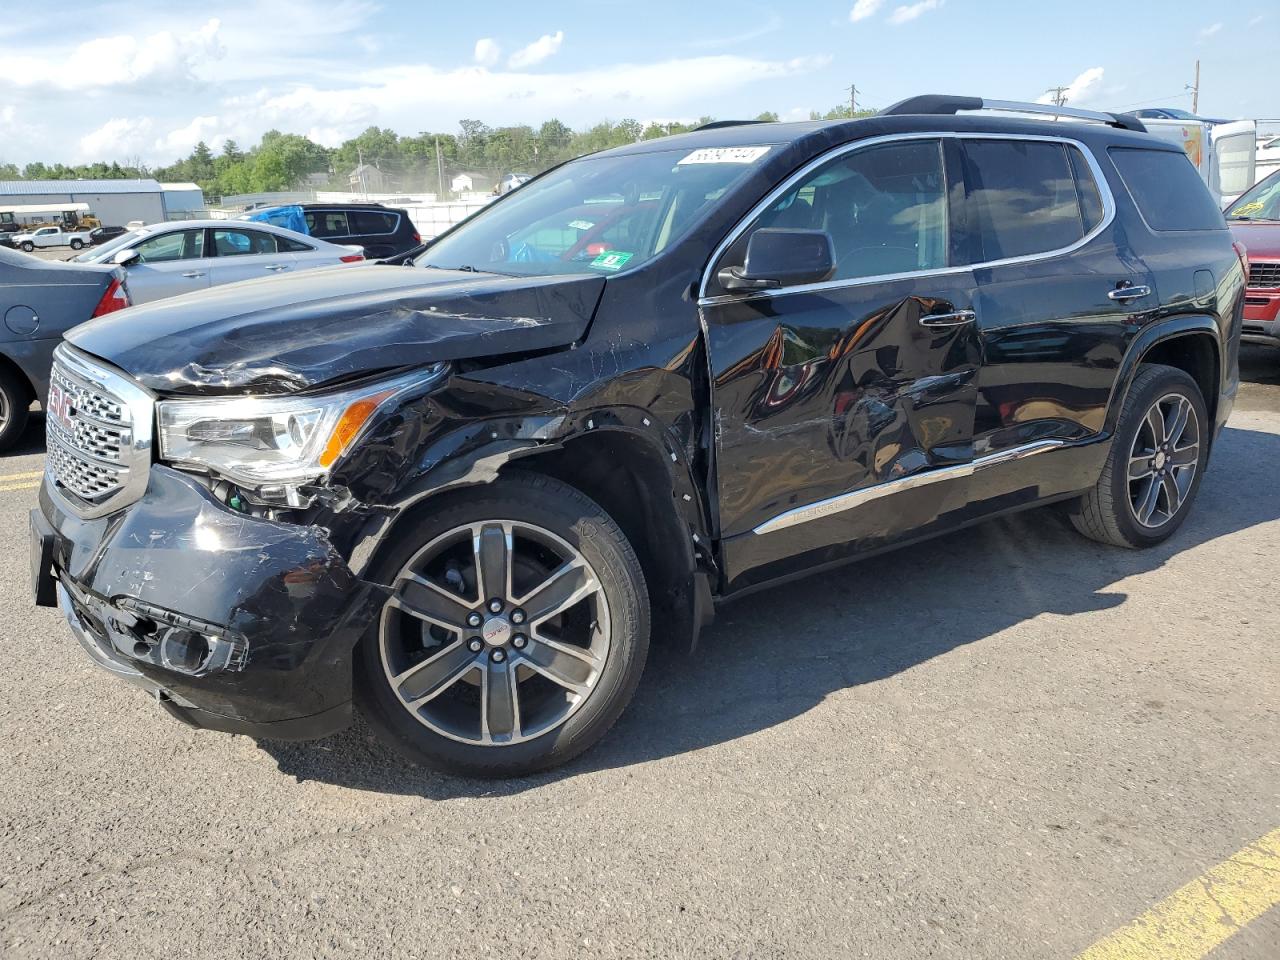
[70,220,364,304]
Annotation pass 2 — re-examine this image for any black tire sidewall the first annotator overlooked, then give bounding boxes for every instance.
[354,473,650,777]
[70,240,82,249]
[0,368,30,452]
[1108,367,1208,547]
[20,242,32,252]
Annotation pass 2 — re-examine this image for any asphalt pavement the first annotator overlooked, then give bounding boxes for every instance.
[0,348,1277,959]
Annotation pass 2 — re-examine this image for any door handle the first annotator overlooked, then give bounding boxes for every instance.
[919,309,976,327]
[263,264,289,271]
[1108,284,1151,302]
[181,271,205,278]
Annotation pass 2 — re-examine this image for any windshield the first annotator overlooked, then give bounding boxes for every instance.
[71,227,151,263]
[1226,171,1280,221]
[415,146,771,277]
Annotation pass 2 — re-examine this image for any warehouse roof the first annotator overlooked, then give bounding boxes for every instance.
[0,178,163,195]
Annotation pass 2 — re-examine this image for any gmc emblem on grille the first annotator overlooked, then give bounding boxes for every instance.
[47,383,77,434]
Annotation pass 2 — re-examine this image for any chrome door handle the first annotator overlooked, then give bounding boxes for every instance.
[181,271,205,278]
[263,264,289,271]
[919,309,976,327]
[1108,284,1151,302]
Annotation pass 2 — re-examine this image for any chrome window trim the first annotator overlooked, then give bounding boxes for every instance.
[752,439,1066,536]
[697,131,1117,307]
[46,344,155,521]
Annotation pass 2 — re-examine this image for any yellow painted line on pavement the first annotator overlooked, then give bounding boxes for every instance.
[0,482,40,493]
[0,470,44,481]
[1076,827,1280,960]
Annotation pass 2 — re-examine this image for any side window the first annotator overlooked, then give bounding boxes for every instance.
[740,139,948,283]
[134,230,201,263]
[1108,148,1226,232]
[349,210,398,235]
[960,140,1085,261]
[306,211,350,238]
[275,235,313,253]
[1067,147,1105,233]
[212,229,276,256]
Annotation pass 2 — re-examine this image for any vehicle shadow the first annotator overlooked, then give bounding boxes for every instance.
[1,411,46,458]
[261,421,1280,799]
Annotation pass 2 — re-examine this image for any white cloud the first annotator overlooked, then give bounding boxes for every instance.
[155,115,222,155]
[69,18,223,90]
[474,37,501,67]
[508,31,564,69]
[1035,66,1105,106]
[850,0,885,21]
[889,0,941,24]
[1198,22,1222,38]
[78,117,155,160]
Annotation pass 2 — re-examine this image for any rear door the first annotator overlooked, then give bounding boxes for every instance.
[701,136,982,587]
[960,136,1155,483]
[207,228,295,286]
[118,228,213,303]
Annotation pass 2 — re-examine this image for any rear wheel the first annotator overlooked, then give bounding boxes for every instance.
[1068,363,1207,548]
[0,367,31,452]
[356,472,649,777]
[69,239,83,250]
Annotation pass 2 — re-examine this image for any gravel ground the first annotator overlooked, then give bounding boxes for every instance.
[0,348,1277,959]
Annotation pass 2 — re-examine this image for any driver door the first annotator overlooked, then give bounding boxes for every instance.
[701,137,982,589]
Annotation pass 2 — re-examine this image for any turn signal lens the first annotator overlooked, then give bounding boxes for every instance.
[318,389,395,468]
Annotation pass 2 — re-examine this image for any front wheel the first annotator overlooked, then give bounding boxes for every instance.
[0,367,31,452]
[1068,363,1208,548]
[69,239,83,250]
[356,472,650,777]
[20,242,32,252]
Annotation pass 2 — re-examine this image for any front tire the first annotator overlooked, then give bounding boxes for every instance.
[1068,363,1208,548]
[355,472,650,778]
[0,367,31,452]
[20,242,33,253]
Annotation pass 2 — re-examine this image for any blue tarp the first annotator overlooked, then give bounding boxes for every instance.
[243,204,308,235]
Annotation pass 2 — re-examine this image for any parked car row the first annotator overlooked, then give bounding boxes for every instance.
[1226,168,1280,350]
[27,95,1247,778]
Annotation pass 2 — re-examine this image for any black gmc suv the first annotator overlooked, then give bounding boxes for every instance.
[32,96,1245,777]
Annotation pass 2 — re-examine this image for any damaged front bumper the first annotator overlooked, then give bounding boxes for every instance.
[32,465,389,740]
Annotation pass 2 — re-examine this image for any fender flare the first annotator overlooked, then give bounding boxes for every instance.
[1102,315,1222,440]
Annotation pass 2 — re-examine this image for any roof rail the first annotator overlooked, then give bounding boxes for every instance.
[694,119,769,131]
[878,95,1147,133]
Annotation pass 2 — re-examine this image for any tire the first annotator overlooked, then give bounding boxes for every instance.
[355,471,650,778]
[0,366,31,453]
[69,239,83,250]
[1068,363,1208,548]
[20,242,33,253]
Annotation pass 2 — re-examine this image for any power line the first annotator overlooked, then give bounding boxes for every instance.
[1044,86,1069,107]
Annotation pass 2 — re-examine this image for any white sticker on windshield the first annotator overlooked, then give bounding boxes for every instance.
[677,146,771,165]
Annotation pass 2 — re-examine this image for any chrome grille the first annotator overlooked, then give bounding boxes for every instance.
[45,346,153,518]
[1248,261,1280,289]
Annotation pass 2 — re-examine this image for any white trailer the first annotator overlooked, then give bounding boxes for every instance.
[1139,119,1258,207]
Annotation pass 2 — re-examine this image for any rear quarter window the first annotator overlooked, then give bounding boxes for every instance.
[349,210,399,235]
[1108,148,1226,231]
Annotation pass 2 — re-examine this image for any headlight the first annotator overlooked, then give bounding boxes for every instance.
[157,365,446,490]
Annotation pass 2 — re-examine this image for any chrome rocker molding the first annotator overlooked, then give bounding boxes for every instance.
[752,439,1066,536]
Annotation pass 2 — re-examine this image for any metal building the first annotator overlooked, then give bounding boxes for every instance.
[0,179,205,228]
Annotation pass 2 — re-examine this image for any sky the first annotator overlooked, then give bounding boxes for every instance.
[0,0,1275,167]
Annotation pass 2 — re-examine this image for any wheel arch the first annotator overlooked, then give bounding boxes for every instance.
[1107,318,1222,447]
[0,351,37,405]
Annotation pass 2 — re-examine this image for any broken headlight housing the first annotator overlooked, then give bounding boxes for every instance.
[156,365,446,496]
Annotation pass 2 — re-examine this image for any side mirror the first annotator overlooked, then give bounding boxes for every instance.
[111,248,140,266]
[717,228,835,293]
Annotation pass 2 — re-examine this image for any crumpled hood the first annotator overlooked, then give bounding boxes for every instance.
[66,264,605,395]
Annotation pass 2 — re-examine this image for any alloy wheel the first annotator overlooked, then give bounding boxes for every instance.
[1127,392,1200,529]
[379,520,611,746]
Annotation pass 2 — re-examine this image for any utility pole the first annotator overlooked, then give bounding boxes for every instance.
[435,136,445,201]
[1187,59,1200,114]
[356,145,367,197]
[848,83,859,117]
[1044,86,1069,107]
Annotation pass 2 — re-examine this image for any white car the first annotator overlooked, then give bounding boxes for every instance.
[13,226,95,251]
[71,219,364,304]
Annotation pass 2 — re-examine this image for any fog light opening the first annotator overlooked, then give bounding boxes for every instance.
[159,629,212,674]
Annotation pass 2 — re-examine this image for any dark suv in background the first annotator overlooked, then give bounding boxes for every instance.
[299,202,421,259]
[32,96,1244,778]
